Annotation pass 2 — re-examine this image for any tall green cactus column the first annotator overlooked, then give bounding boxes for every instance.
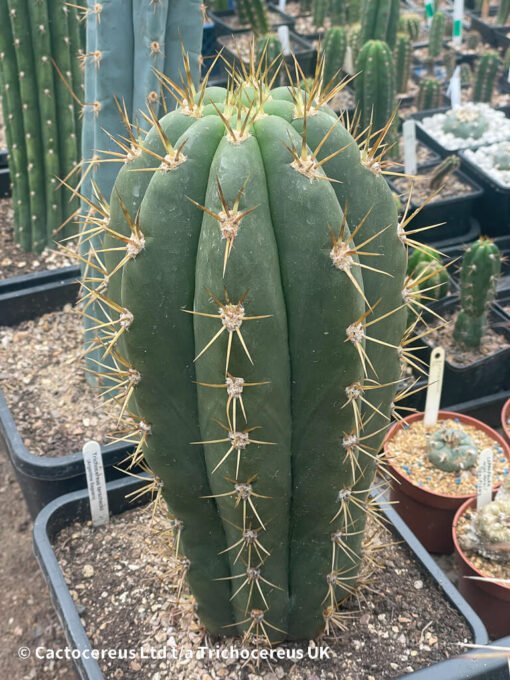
[82,70,409,641]
[360,0,400,48]
[355,39,397,135]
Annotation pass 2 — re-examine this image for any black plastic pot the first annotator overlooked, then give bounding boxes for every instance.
[0,275,133,519]
[412,295,510,405]
[218,30,316,79]
[459,148,510,237]
[469,11,501,47]
[387,166,483,245]
[33,475,490,680]
[453,389,510,430]
[209,5,295,36]
[0,167,10,198]
[0,147,7,166]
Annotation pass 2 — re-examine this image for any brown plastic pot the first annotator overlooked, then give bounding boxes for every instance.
[453,497,510,639]
[384,410,510,555]
[502,399,510,443]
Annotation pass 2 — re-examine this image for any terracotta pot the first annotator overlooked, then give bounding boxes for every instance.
[453,497,510,639]
[502,399,510,443]
[384,410,510,555]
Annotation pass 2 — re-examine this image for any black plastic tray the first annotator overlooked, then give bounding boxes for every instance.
[33,475,490,680]
[0,166,10,198]
[0,274,133,518]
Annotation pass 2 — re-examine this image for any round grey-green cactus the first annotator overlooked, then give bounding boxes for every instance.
[427,425,478,472]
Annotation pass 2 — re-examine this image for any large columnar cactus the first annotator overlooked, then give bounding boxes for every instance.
[237,0,269,35]
[473,51,501,104]
[0,0,83,252]
[82,67,409,640]
[355,40,396,135]
[416,76,441,110]
[360,0,399,49]
[394,33,412,94]
[81,0,203,381]
[312,0,329,27]
[428,11,446,59]
[454,238,501,349]
[322,27,348,84]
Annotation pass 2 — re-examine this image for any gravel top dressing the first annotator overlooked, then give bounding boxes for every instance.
[465,142,510,188]
[392,173,476,204]
[54,505,473,680]
[421,104,510,150]
[0,306,120,457]
[457,510,510,583]
[386,418,508,496]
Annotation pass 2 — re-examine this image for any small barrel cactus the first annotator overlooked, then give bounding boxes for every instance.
[394,33,412,94]
[398,13,421,41]
[416,76,442,111]
[360,0,400,49]
[355,39,396,134]
[83,66,410,641]
[460,481,510,562]
[493,142,510,170]
[427,425,479,473]
[322,26,348,85]
[454,237,502,349]
[428,11,446,59]
[442,105,489,140]
[429,155,461,192]
[473,51,501,104]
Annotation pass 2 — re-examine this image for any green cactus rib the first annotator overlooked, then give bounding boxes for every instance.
[322,26,347,85]
[94,77,407,641]
[473,51,501,104]
[355,39,396,136]
[236,0,269,35]
[497,0,510,25]
[416,76,441,111]
[313,0,329,27]
[0,1,30,249]
[428,11,446,59]
[330,0,347,24]
[454,238,501,349]
[394,32,412,94]
[6,0,46,252]
[360,0,400,49]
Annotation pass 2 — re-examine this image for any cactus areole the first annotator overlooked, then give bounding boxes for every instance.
[86,71,409,642]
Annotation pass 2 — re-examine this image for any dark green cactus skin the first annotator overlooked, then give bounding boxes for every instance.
[429,155,461,192]
[398,13,421,41]
[237,0,269,34]
[360,0,400,49]
[313,0,329,27]
[428,11,446,59]
[97,79,407,641]
[394,33,412,94]
[330,0,347,24]
[427,425,478,472]
[355,39,396,134]
[416,76,441,110]
[0,0,82,252]
[256,35,282,82]
[497,0,510,25]
[348,23,362,63]
[322,27,348,84]
[407,244,440,275]
[454,238,502,349]
[473,52,501,104]
[460,62,473,88]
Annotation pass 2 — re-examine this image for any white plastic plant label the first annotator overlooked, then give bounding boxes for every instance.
[344,45,354,75]
[447,66,462,109]
[403,119,417,175]
[83,440,109,527]
[452,0,464,47]
[278,0,287,10]
[477,448,494,510]
[424,347,445,427]
[507,65,510,83]
[278,25,291,56]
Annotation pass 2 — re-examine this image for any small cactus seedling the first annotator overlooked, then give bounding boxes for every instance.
[442,105,489,140]
[427,424,479,472]
[493,142,510,170]
[355,39,396,135]
[473,51,501,104]
[454,237,502,349]
[460,481,510,562]
[360,0,400,49]
[398,13,421,41]
[428,155,461,192]
[394,33,412,94]
[80,61,412,641]
[428,11,446,59]
[416,77,442,111]
[322,26,348,85]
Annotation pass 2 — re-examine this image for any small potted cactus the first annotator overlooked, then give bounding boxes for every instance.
[384,410,510,553]
[453,481,510,637]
